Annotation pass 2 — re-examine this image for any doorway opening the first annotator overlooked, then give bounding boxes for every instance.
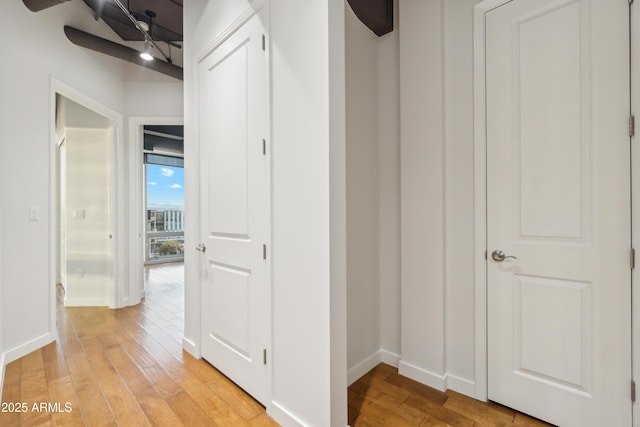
[55,93,117,307]
[143,125,185,265]
[142,125,185,345]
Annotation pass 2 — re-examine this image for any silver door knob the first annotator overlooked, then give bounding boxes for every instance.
[196,243,206,253]
[492,250,517,262]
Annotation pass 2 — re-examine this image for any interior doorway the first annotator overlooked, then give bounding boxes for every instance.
[55,94,116,307]
[142,125,185,265]
[129,118,185,335]
[475,0,632,425]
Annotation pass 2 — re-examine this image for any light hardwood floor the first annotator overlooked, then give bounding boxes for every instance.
[1,262,551,426]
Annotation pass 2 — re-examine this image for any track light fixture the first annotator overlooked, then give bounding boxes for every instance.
[140,40,154,61]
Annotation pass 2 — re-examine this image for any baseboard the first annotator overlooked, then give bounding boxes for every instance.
[380,350,401,368]
[348,351,382,386]
[64,298,108,307]
[445,373,476,397]
[398,359,478,399]
[4,332,55,365]
[347,349,402,386]
[182,337,200,358]
[269,401,307,427]
[398,360,447,391]
[0,351,6,399]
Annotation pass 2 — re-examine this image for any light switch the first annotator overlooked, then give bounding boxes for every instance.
[29,205,39,221]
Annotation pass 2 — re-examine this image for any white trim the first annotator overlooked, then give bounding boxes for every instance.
[445,373,476,397]
[348,351,382,386]
[3,333,54,365]
[196,2,265,63]
[50,78,125,319]
[472,0,513,403]
[347,349,403,386]
[399,359,446,391]
[128,116,184,309]
[269,401,307,427]
[0,351,5,399]
[182,337,200,359]
[631,0,639,425]
[380,350,401,368]
[63,297,109,307]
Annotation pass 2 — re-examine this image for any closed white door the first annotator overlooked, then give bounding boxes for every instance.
[198,11,270,405]
[486,0,631,426]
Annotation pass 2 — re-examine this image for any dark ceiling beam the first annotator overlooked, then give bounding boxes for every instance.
[23,0,71,12]
[347,0,394,37]
[64,26,183,81]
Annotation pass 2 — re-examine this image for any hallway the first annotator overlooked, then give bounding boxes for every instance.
[0,270,278,426]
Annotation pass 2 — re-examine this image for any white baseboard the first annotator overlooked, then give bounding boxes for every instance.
[269,401,307,427]
[348,351,382,386]
[182,337,200,358]
[347,349,402,386]
[4,332,55,365]
[399,360,447,391]
[445,373,476,397]
[398,359,477,398]
[380,350,401,368]
[64,298,108,307]
[0,351,5,399]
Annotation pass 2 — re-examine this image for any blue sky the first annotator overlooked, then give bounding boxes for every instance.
[146,164,184,209]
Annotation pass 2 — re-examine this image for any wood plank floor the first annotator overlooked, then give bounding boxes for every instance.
[1,262,552,426]
[348,364,553,427]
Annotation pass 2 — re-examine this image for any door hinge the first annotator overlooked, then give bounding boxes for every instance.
[262,138,266,155]
[263,244,267,260]
[632,380,636,402]
[630,115,635,137]
[632,248,636,269]
[484,250,488,260]
[263,348,267,365]
[262,34,266,51]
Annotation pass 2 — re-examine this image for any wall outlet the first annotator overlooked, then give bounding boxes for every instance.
[75,268,83,278]
[73,209,85,219]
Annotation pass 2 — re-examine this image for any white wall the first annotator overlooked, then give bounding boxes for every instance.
[346,4,382,378]
[345,0,401,383]
[443,0,480,392]
[0,0,126,364]
[377,0,401,364]
[271,0,348,423]
[399,0,447,388]
[0,0,184,368]
[64,127,111,306]
[125,80,184,117]
[185,0,347,425]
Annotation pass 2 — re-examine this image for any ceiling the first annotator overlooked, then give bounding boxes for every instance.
[82,0,183,45]
[23,0,184,79]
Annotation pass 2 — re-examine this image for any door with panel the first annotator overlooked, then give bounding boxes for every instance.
[486,0,631,426]
[198,11,270,405]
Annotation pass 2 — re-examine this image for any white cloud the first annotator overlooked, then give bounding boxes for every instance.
[169,184,182,189]
[161,168,174,177]
[147,181,157,186]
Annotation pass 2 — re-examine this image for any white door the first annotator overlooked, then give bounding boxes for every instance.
[486,1,631,426]
[198,11,270,405]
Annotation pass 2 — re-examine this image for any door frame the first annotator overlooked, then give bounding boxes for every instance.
[50,78,124,314]
[473,0,636,417]
[631,1,639,424]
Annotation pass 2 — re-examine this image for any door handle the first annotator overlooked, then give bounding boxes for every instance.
[491,250,517,262]
[196,243,206,253]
